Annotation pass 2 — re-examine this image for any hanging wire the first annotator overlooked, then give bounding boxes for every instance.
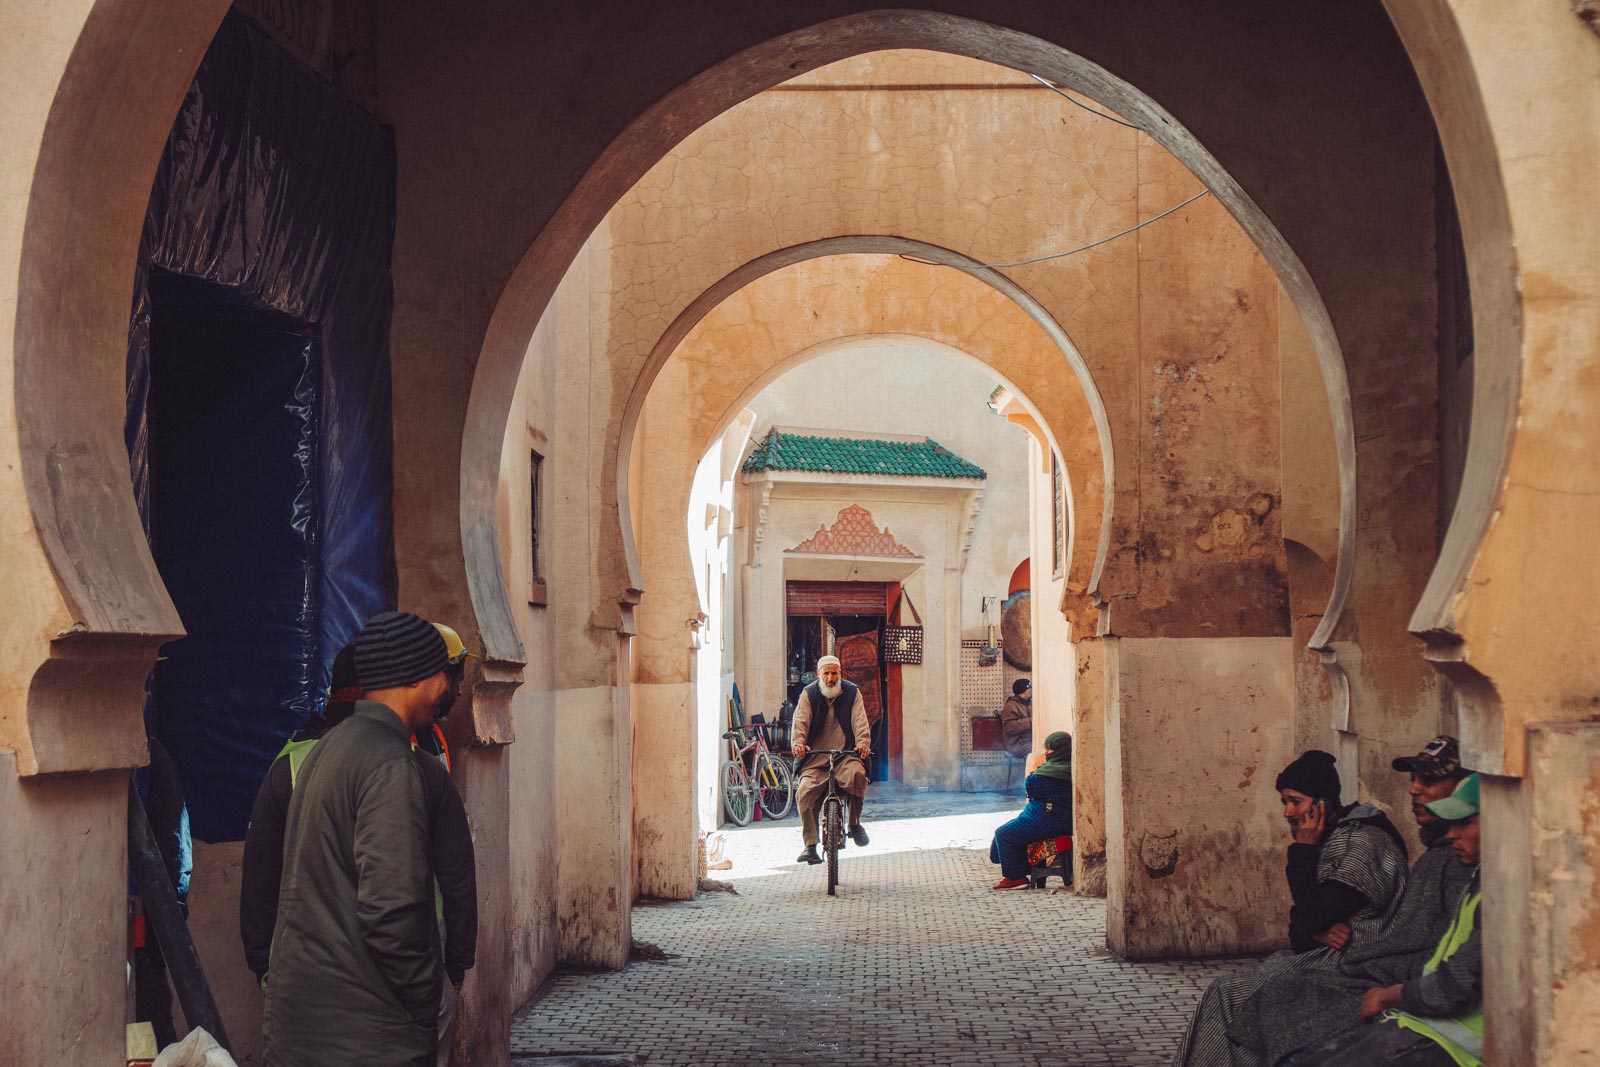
[1025,73,1142,131]
[899,189,1212,271]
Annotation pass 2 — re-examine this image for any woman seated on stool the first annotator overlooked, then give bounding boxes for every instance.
[990,730,1074,889]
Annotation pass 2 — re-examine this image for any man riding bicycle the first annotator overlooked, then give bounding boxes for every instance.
[791,655,871,864]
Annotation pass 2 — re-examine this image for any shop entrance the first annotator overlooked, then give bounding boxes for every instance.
[784,580,903,782]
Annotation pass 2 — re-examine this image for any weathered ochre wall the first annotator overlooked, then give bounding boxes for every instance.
[1104,637,1296,958]
[1015,426,1094,888]
[497,271,562,1011]
[541,239,634,970]
[0,759,127,1064]
[1071,638,1108,896]
[1481,723,1600,1065]
[184,844,261,1063]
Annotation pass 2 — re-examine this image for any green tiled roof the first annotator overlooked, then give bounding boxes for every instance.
[742,431,987,480]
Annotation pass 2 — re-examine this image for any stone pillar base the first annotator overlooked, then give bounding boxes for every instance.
[1105,636,1295,959]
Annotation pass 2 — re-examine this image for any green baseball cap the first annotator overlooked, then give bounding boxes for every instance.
[1424,772,1480,820]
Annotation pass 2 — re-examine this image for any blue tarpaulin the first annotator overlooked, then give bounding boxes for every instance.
[126,12,397,842]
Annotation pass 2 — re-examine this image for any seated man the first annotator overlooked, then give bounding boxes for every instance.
[1172,749,1409,1067]
[1292,773,1483,1067]
[1233,736,1475,1064]
[790,655,870,864]
[989,730,1073,889]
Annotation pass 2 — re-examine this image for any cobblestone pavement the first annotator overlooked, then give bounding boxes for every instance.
[512,792,1254,1066]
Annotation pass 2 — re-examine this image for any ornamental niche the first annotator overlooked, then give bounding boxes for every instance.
[788,504,920,558]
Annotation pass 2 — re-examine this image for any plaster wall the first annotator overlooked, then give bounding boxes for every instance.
[495,223,563,1011]
[185,844,259,1063]
[1104,636,1296,959]
[506,691,557,1009]
[0,759,127,1063]
[1071,638,1108,897]
[1481,724,1600,1066]
[629,361,706,894]
[502,234,633,971]
[1020,436,1075,757]
[633,681,698,899]
[1019,428,1101,892]
[553,684,632,969]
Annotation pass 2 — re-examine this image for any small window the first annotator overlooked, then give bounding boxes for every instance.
[529,449,546,600]
[1051,453,1065,579]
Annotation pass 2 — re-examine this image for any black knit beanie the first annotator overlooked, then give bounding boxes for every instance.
[1275,749,1341,802]
[354,611,449,691]
[1012,678,1032,696]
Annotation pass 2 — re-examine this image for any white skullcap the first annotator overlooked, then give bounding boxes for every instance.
[816,655,841,670]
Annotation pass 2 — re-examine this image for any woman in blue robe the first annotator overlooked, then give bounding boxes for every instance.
[990,730,1074,889]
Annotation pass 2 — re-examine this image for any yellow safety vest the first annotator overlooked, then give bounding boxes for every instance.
[279,738,319,788]
[1390,880,1484,1067]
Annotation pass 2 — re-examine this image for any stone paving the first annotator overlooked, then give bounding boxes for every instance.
[512,790,1254,1066]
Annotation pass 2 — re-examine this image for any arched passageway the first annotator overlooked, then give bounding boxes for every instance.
[5,5,1597,1066]
[540,47,1358,977]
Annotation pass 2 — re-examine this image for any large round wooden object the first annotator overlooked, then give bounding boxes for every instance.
[1001,590,1032,670]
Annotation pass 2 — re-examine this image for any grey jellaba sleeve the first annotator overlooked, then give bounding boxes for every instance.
[1401,923,1482,1018]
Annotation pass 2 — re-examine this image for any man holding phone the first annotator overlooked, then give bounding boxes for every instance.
[1173,749,1409,1066]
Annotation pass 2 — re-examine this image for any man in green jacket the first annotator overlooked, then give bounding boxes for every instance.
[263,611,456,1067]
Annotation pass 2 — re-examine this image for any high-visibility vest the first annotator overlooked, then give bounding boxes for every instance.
[1390,877,1484,1067]
[410,723,451,773]
[279,738,319,788]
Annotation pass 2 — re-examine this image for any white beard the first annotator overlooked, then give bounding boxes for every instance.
[819,679,843,700]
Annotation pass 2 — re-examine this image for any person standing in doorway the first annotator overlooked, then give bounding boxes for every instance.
[1001,678,1033,760]
[262,611,455,1067]
[791,655,871,864]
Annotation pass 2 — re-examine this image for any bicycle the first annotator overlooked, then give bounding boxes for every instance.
[799,748,858,896]
[720,723,795,826]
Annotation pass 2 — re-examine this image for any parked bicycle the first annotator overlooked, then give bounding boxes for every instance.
[720,722,795,826]
[802,748,857,896]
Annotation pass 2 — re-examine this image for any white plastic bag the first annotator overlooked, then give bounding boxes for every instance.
[153,1028,239,1067]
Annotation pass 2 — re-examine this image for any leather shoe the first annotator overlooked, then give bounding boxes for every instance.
[848,824,870,847]
[993,876,1031,890]
[797,845,822,864]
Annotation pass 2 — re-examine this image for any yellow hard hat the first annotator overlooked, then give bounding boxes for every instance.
[433,623,476,665]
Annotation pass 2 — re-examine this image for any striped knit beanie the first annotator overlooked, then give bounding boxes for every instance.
[354,611,449,691]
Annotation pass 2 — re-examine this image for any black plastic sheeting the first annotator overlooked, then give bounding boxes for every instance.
[127,12,397,841]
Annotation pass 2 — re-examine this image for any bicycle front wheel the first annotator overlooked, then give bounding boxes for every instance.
[822,796,843,895]
[721,760,753,827]
[755,754,794,820]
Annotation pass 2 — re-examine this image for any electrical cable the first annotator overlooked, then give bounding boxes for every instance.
[1025,73,1143,131]
[899,189,1212,271]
